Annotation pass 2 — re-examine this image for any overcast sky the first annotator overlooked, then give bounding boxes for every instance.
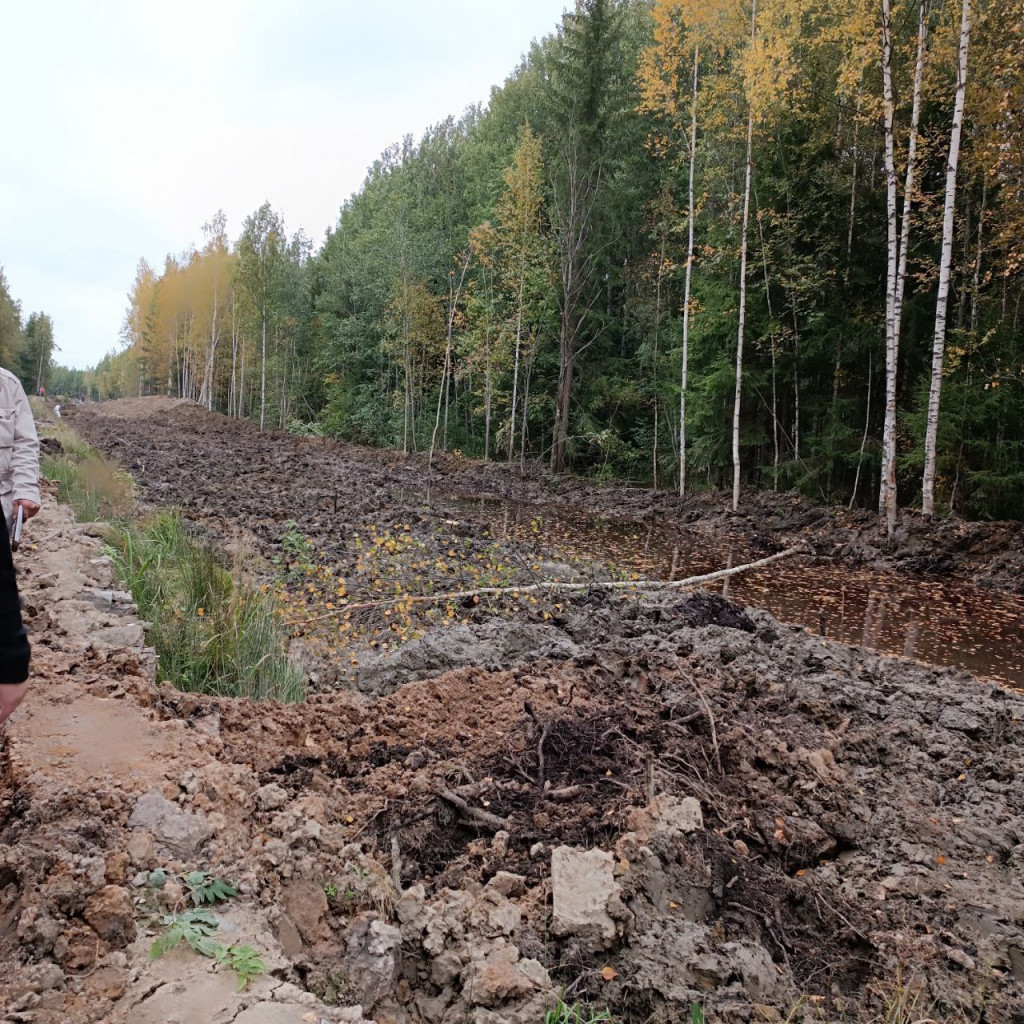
[1,0,568,370]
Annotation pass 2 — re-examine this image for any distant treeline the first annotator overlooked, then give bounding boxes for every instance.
[0,269,71,396]
[62,0,1024,520]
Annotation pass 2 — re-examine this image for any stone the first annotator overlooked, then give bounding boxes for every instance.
[126,830,157,870]
[83,885,136,944]
[282,879,329,945]
[344,915,403,1007]
[16,907,63,954]
[230,1004,318,1024]
[938,707,983,735]
[127,793,212,859]
[463,943,550,1007]
[550,846,621,950]
[104,851,131,884]
[255,783,290,811]
[276,912,304,958]
[431,949,464,986]
[626,794,703,840]
[486,872,527,899]
[486,897,521,937]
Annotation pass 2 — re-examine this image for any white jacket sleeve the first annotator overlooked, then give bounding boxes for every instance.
[10,380,40,505]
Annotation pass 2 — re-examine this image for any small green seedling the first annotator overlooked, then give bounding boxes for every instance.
[150,910,265,990]
[149,909,221,960]
[215,945,267,991]
[182,870,238,906]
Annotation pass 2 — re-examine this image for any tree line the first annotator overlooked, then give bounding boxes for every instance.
[0,269,61,396]
[66,0,1022,522]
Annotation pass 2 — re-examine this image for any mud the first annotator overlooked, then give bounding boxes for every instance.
[2,398,1021,1023]
[69,398,1024,596]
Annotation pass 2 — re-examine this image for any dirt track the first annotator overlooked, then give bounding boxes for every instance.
[1,398,1022,1023]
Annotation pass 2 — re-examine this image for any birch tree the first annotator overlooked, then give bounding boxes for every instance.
[879,0,930,541]
[921,0,973,517]
[237,203,286,431]
[495,124,547,463]
[732,0,758,511]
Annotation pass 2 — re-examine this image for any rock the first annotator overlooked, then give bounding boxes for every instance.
[431,949,464,986]
[255,783,290,811]
[234,1005,325,1024]
[463,942,550,1007]
[550,846,623,950]
[127,792,212,859]
[126,831,157,870]
[83,885,136,944]
[938,707,983,735]
[344,915,403,1006]
[282,879,329,946]
[104,851,131,884]
[487,872,527,899]
[276,912,303,958]
[626,794,703,839]
[35,963,66,992]
[16,907,63,954]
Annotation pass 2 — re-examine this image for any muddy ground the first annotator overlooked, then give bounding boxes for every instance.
[0,398,1021,1023]
[70,397,1024,596]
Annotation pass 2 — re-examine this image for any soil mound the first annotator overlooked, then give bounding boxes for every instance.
[82,396,200,419]
[70,399,1024,595]
[2,501,1023,1022]
[6,399,1018,1022]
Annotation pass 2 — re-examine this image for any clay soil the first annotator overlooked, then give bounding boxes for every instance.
[1,397,1022,1024]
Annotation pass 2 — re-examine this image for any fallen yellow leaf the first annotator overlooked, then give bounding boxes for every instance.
[600,966,618,981]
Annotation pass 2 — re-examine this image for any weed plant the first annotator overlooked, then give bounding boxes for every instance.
[41,449,132,522]
[109,512,304,702]
[41,425,303,703]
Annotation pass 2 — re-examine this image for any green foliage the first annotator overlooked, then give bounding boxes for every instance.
[182,871,238,907]
[277,521,316,579]
[545,1000,613,1024]
[40,451,133,523]
[149,908,222,960]
[214,945,267,992]
[149,910,265,991]
[108,511,305,701]
[41,2,1024,520]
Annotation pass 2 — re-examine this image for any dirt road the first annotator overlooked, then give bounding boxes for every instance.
[1,398,1022,1023]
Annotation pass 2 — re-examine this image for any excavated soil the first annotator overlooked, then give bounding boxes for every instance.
[1,398,1022,1024]
[70,398,1024,595]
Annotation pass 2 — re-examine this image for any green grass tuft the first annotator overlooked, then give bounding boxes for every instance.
[43,427,304,703]
[108,511,305,702]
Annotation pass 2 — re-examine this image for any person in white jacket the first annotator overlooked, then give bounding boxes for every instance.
[0,368,38,729]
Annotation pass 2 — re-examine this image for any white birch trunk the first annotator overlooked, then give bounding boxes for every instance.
[879,0,900,541]
[679,41,699,497]
[880,0,928,534]
[259,301,267,432]
[922,0,972,517]
[732,1,757,512]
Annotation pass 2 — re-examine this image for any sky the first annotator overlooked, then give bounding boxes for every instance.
[0,0,569,370]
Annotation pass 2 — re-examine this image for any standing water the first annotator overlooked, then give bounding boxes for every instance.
[419,492,1024,689]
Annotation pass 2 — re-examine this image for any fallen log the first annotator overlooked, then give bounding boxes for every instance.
[286,544,809,627]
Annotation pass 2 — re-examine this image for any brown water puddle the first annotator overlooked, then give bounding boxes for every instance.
[420,492,1024,689]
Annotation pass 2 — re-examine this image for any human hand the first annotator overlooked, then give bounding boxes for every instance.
[0,681,29,727]
[13,499,40,521]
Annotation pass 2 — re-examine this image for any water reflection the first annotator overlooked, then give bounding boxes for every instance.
[411,490,1024,689]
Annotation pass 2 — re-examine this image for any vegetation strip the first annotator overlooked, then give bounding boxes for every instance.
[40,422,303,702]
